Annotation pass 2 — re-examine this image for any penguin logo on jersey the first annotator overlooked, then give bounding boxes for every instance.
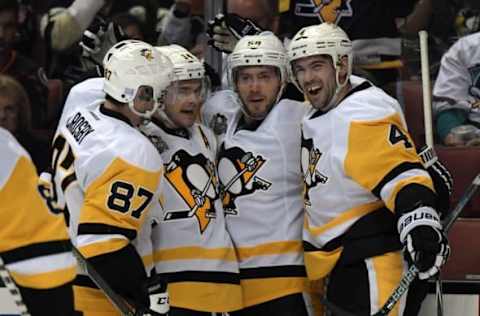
[301,134,328,206]
[217,145,272,215]
[468,64,480,108]
[146,134,169,154]
[310,0,353,24]
[163,149,218,233]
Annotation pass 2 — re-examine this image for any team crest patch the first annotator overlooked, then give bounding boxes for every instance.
[140,48,154,61]
[295,0,353,24]
[209,113,228,135]
[312,0,353,23]
[147,134,169,153]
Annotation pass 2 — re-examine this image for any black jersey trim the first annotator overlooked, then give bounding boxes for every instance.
[158,271,240,284]
[78,223,137,240]
[0,239,72,264]
[239,265,307,279]
[371,162,424,198]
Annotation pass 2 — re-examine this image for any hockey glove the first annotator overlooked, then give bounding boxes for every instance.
[88,244,149,309]
[139,274,169,316]
[397,206,450,280]
[206,13,263,53]
[79,16,125,68]
[203,61,221,90]
[418,146,453,216]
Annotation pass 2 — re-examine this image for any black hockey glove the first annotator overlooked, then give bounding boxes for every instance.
[206,13,263,53]
[397,206,450,280]
[79,16,126,69]
[137,274,169,316]
[88,244,149,309]
[203,61,221,90]
[418,146,453,216]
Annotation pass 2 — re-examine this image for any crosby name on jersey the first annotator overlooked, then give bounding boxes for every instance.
[45,103,164,312]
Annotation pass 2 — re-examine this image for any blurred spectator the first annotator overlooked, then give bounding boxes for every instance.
[433,31,480,146]
[112,12,145,40]
[0,74,49,171]
[398,0,479,80]
[0,0,50,130]
[40,0,157,79]
[157,0,205,52]
[278,0,416,88]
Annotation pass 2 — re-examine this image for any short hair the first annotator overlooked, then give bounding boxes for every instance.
[0,74,32,134]
[0,0,19,12]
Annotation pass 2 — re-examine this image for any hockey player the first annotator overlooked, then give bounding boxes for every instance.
[39,40,174,316]
[204,32,310,315]
[287,23,450,315]
[142,44,243,315]
[0,127,76,315]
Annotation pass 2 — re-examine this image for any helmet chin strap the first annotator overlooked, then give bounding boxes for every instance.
[156,108,177,128]
[316,70,347,112]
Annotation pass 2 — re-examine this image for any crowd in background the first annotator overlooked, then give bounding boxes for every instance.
[0,0,479,172]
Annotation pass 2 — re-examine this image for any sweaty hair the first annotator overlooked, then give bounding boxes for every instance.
[0,74,31,134]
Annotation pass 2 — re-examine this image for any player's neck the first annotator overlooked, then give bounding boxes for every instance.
[103,100,142,127]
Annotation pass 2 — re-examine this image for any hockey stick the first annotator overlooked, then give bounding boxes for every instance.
[419,30,434,148]
[72,246,139,316]
[373,173,480,316]
[0,256,30,316]
[164,173,213,220]
[322,173,480,316]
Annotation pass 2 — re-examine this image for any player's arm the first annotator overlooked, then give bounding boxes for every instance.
[77,156,162,308]
[344,113,449,279]
[0,137,76,315]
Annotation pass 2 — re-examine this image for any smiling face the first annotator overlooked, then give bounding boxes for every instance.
[292,54,338,110]
[234,65,281,121]
[164,79,204,128]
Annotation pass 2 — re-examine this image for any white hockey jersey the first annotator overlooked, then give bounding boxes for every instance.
[216,93,309,307]
[433,32,480,123]
[42,103,163,312]
[140,119,242,312]
[301,79,434,280]
[60,77,105,126]
[0,127,76,290]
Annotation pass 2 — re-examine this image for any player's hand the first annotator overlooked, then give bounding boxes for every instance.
[206,13,263,53]
[397,206,450,280]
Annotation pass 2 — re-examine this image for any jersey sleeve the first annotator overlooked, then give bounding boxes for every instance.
[343,112,435,213]
[77,156,163,259]
[0,132,76,290]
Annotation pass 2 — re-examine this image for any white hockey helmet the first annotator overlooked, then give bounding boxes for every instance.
[228,32,288,103]
[103,40,175,119]
[155,44,205,81]
[288,23,353,92]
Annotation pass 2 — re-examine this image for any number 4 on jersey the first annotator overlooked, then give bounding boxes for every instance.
[389,124,413,149]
